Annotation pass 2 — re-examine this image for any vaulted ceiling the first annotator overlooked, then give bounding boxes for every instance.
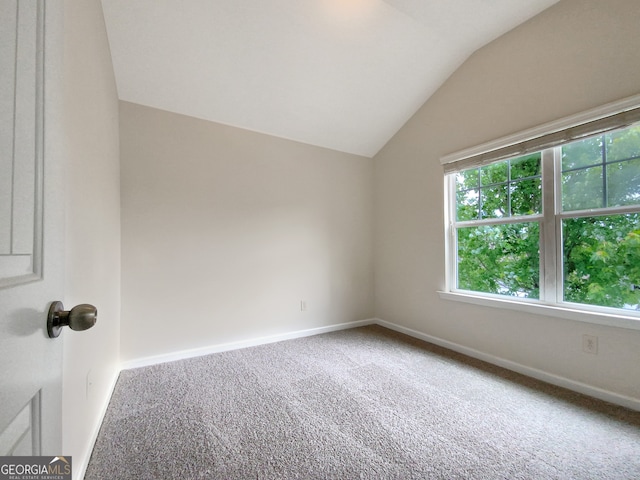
[101,0,560,157]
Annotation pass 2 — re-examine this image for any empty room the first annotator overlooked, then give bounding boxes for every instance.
[1,0,640,478]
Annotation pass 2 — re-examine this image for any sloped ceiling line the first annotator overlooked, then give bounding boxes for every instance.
[101,0,560,157]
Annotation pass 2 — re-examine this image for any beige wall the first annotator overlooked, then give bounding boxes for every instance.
[63,0,121,474]
[119,102,373,361]
[374,0,640,400]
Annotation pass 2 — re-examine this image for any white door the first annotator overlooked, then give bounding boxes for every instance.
[0,0,65,456]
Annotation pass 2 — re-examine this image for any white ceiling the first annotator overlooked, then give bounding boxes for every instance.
[101,0,560,157]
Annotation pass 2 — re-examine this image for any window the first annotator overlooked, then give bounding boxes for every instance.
[454,153,542,300]
[560,129,640,310]
[443,98,640,321]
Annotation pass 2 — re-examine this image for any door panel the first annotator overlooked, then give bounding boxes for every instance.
[0,0,64,456]
[0,0,42,287]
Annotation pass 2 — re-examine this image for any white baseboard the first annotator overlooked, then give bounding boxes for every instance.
[121,318,377,370]
[374,317,640,412]
[74,368,120,480]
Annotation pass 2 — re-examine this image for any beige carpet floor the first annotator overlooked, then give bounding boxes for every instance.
[85,325,640,479]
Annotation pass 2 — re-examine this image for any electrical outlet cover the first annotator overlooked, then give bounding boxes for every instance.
[582,334,598,354]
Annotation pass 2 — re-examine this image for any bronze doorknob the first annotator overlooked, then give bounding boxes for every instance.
[47,301,97,338]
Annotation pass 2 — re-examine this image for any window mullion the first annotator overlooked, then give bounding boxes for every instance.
[507,160,512,217]
[602,135,608,208]
[445,174,457,291]
[541,148,558,303]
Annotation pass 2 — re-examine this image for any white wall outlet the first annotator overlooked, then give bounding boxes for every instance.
[582,334,598,355]
[300,300,307,312]
[86,369,94,399]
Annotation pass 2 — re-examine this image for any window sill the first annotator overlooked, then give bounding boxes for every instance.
[438,290,640,331]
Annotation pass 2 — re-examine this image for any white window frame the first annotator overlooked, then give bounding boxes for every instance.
[440,94,640,331]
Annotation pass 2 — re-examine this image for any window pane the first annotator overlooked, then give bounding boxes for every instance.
[607,158,640,207]
[562,135,603,170]
[481,162,507,186]
[457,222,540,299]
[606,124,640,162]
[511,153,541,180]
[480,185,508,219]
[563,213,640,311]
[510,178,542,216]
[457,189,479,221]
[562,166,603,211]
[456,169,478,192]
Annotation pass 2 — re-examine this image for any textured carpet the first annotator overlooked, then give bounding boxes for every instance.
[85,326,640,479]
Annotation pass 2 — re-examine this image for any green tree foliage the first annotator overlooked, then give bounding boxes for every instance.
[456,154,541,298]
[458,222,540,298]
[563,214,640,308]
[455,125,640,310]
